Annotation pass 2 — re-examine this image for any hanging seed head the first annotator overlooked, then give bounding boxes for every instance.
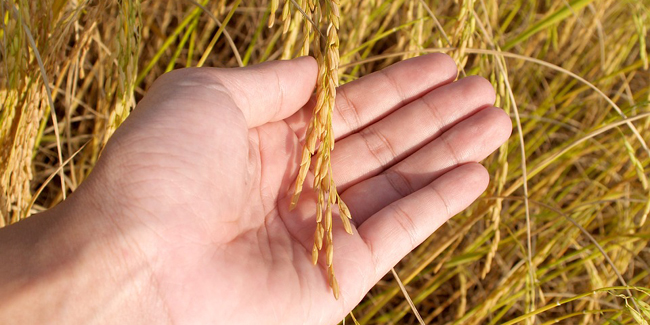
[324,203,332,231]
[332,276,340,299]
[326,241,334,266]
[312,244,319,265]
[268,0,279,28]
[316,202,323,222]
[272,0,350,300]
[316,222,324,249]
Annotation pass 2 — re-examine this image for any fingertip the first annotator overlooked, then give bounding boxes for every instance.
[462,162,490,193]
[473,107,513,149]
[486,106,513,144]
[273,56,318,116]
[427,52,458,80]
[438,162,490,201]
[405,53,458,83]
[283,56,318,84]
[228,56,318,126]
[357,160,491,278]
[463,75,497,107]
[293,55,318,73]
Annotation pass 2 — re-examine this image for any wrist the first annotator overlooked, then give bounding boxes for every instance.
[0,191,169,324]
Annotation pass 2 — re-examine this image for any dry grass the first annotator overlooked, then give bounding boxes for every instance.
[2,0,650,324]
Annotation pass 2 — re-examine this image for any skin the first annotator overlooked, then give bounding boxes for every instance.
[0,54,511,324]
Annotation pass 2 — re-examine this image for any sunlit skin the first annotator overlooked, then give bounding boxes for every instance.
[0,54,511,324]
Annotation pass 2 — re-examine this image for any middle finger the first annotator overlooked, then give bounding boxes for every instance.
[331,75,496,191]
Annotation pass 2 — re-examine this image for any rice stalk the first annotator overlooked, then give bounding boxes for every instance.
[1,0,64,224]
[104,0,140,143]
[271,0,352,300]
[196,0,241,67]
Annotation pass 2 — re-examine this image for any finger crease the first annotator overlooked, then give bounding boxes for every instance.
[439,133,461,166]
[361,233,381,280]
[213,73,253,124]
[335,86,361,133]
[359,126,397,167]
[273,68,284,121]
[390,203,418,248]
[418,96,446,132]
[430,185,451,217]
[384,168,415,199]
[378,69,407,106]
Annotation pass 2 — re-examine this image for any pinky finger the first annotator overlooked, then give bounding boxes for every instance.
[357,163,489,279]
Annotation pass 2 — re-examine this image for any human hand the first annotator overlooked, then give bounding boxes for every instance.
[0,54,511,324]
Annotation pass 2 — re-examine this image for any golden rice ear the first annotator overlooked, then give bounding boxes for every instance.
[311,244,319,265]
[289,194,300,211]
[321,173,331,191]
[290,144,313,211]
[323,203,332,231]
[326,241,334,266]
[267,13,275,28]
[301,35,310,56]
[331,276,340,300]
[319,158,330,187]
[315,223,324,250]
[306,124,317,154]
[338,197,351,219]
[268,0,279,28]
[326,265,334,285]
[340,212,353,235]
[281,0,291,21]
[281,0,291,34]
[282,16,291,34]
[279,0,347,300]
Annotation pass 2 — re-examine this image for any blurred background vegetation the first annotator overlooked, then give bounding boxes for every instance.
[1,0,650,324]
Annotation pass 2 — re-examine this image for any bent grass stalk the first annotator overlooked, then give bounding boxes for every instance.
[499,286,650,325]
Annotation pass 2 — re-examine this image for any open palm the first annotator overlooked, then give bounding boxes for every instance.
[71,54,511,324]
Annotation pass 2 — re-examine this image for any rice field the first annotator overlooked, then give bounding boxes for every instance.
[1,0,649,324]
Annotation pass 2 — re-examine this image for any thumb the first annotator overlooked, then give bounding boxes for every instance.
[214,56,318,128]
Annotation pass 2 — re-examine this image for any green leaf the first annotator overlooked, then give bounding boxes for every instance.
[627,302,649,325]
[605,318,624,325]
[503,0,596,50]
[634,298,650,321]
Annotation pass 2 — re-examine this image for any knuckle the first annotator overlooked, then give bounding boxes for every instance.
[384,169,415,199]
[334,86,360,133]
[359,126,396,166]
[390,204,418,247]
